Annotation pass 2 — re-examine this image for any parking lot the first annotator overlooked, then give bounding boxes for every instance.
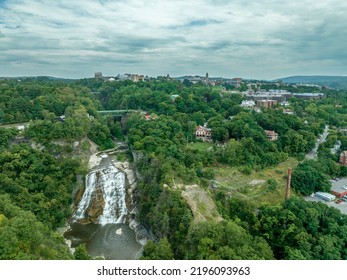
[305,195,347,215]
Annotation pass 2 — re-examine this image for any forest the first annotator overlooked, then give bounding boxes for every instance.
[1,76,347,259]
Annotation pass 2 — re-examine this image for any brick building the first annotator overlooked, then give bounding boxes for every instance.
[339,151,347,165]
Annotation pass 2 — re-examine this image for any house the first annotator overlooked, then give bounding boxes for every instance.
[144,112,152,121]
[144,112,157,121]
[339,151,347,165]
[265,130,278,141]
[283,108,294,115]
[171,95,180,102]
[195,125,212,142]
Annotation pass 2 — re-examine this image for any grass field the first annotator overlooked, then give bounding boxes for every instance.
[212,157,300,205]
[187,141,213,152]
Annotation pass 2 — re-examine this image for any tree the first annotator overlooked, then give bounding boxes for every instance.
[185,221,274,260]
[74,244,92,260]
[291,161,331,195]
[141,238,174,260]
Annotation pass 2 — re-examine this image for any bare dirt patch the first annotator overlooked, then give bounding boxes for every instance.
[249,179,266,186]
[180,184,223,223]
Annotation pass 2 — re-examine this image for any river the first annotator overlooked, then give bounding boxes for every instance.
[64,152,144,260]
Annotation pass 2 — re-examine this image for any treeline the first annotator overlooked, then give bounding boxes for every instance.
[0,79,96,123]
[0,194,73,259]
[218,196,347,260]
[0,142,82,259]
[0,144,81,229]
[0,79,119,150]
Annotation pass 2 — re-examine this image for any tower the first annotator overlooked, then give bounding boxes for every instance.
[205,72,209,84]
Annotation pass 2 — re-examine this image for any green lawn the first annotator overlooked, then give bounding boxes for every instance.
[187,141,213,152]
[212,157,300,205]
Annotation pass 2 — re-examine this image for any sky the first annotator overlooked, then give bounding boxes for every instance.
[0,0,347,80]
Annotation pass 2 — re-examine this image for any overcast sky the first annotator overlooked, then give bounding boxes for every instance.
[1,0,347,80]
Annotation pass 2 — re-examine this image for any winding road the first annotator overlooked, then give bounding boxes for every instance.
[305,125,329,160]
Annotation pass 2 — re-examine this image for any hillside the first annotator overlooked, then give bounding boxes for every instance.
[274,75,347,89]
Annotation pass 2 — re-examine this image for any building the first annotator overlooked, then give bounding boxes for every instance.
[283,108,294,115]
[95,72,103,79]
[171,95,180,102]
[257,99,278,109]
[131,74,139,82]
[339,151,347,165]
[315,192,336,202]
[57,115,66,122]
[330,178,347,198]
[338,128,347,135]
[292,93,325,100]
[265,130,278,141]
[204,72,209,84]
[240,100,255,108]
[144,112,157,121]
[280,100,290,107]
[195,125,212,142]
[138,75,145,82]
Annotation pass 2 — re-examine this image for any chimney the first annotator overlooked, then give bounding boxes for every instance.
[285,168,292,201]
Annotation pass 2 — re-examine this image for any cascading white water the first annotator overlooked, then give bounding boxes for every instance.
[74,164,128,225]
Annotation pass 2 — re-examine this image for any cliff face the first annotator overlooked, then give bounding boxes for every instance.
[82,187,105,224]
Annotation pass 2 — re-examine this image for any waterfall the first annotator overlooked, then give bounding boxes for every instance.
[74,164,128,225]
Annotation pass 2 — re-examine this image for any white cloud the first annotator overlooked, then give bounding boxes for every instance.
[0,0,347,78]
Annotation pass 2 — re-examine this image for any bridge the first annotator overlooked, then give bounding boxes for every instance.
[97,110,136,117]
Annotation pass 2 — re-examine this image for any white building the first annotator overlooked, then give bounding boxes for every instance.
[240,100,255,108]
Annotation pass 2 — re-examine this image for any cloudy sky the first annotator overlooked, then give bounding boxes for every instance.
[0,0,347,79]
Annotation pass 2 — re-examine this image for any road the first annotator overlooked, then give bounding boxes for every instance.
[305,124,329,160]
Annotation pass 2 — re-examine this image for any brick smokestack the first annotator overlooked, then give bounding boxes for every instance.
[285,168,292,201]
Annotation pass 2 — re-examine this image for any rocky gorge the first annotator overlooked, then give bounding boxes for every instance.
[64,147,150,259]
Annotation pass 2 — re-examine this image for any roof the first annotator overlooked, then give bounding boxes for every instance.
[316,192,336,199]
[340,151,347,157]
[196,125,211,131]
[265,130,278,135]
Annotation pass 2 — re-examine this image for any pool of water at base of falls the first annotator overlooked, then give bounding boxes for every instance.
[64,223,142,260]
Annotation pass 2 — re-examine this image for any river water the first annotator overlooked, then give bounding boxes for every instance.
[64,223,142,260]
[64,153,143,260]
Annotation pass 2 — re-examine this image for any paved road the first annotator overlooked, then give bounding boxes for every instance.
[305,125,329,160]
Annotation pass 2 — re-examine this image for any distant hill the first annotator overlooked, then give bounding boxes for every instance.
[273,76,347,89]
[0,76,77,82]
